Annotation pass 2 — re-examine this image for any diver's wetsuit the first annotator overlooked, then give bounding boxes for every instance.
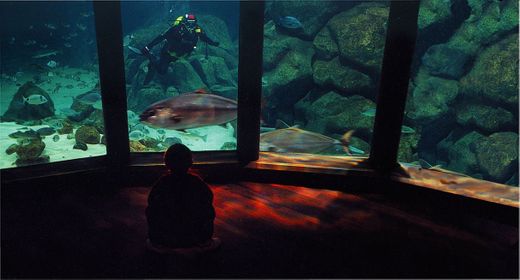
[142,21,218,85]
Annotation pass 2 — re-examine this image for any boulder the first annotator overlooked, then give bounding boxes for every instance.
[190,55,235,89]
[128,83,169,112]
[75,125,101,144]
[455,103,515,133]
[268,0,344,39]
[474,132,519,183]
[327,3,389,71]
[407,72,459,123]
[421,44,472,79]
[15,138,45,161]
[444,131,486,175]
[313,26,339,60]
[166,59,207,93]
[2,82,55,122]
[460,34,518,108]
[417,0,452,30]
[312,57,372,95]
[398,133,420,163]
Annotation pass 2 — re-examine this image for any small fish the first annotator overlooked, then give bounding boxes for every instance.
[127,45,142,55]
[129,130,145,141]
[53,135,60,142]
[260,127,353,154]
[139,89,237,130]
[47,60,57,68]
[69,32,78,37]
[60,108,81,118]
[80,12,92,17]
[63,24,71,28]
[32,50,60,59]
[349,145,365,155]
[276,16,303,29]
[401,125,415,134]
[64,43,72,48]
[123,34,133,47]
[76,23,87,31]
[23,40,37,46]
[361,108,376,117]
[74,91,101,104]
[23,94,48,105]
[44,23,57,30]
[40,44,48,49]
[37,127,56,136]
[8,129,40,139]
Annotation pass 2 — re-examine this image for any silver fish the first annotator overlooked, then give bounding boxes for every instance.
[139,89,237,130]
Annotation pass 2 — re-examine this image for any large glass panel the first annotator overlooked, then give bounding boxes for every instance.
[399,0,519,186]
[0,1,106,169]
[121,1,239,153]
[260,1,389,157]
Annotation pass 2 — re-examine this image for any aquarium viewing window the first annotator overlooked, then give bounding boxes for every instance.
[1,0,517,198]
[398,0,519,186]
[0,1,106,170]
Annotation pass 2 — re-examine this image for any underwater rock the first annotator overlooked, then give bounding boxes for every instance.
[196,14,233,50]
[262,21,315,121]
[67,133,75,140]
[52,135,60,142]
[268,0,345,39]
[220,142,237,150]
[139,137,161,149]
[163,137,182,147]
[407,72,459,123]
[312,57,372,95]
[474,132,519,183]
[36,126,56,136]
[73,142,88,151]
[75,125,100,144]
[441,131,485,176]
[6,144,19,155]
[165,86,180,97]
[129,140,149,152]
[209,84,238,100]
[455,103,515,133]
[16,155,49,167]
[447,0,518,56]
[421,44,471,79]
[165,60,207,94]
[327,3,389,71]
[190,55,236,89]
[460,34,518,108]
[397,132,420,163]
[129,83,169,112]
[417,0,452,30]
[82,110,105,135]
[2,81,55,122]
[313,25,339,60]
[58,120,74,134]
[15,138,45,161]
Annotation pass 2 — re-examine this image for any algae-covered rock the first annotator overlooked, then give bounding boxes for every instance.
[312,57,372,95]
[269,0,343,39]
[73,142,88,151]
[445,131,486,175]
[474,132,519,183]
[460,34,518,108]
[407,72,459,123]
[398,133,420,163]
[220,142,237,150]
[327,3,389,70]
[190,55,235,89]
[448,0,518,55]
[75,125,100,144]
[166,59,207,93]
[15,138,45,161]
[313,26,339,60]
[128,83,169,112]
[6,144,19,155]
[57,120,74,134]
[421,44,471,79]
[2,82,55,122]
[455,103,515,133]
[129,140,150,152]
[417,0,452,30]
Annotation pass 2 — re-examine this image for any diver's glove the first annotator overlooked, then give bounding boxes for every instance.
[141,46,151,55]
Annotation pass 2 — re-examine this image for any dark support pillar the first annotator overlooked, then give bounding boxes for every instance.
[237,0,265,164]
[369,0,420,173]
[93,1,129,187]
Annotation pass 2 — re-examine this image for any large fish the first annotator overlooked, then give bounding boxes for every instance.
[139,89,237,130]
[260,126,354,154]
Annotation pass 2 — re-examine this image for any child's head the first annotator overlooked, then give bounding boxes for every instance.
[164,143,193,173]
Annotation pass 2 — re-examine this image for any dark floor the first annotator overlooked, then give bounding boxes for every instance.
[2,180,518,278]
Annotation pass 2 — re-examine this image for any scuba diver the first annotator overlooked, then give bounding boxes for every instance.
[133,13,220,85]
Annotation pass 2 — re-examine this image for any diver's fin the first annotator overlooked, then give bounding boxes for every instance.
[128,45,142,55]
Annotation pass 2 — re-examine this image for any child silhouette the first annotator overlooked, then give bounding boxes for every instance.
[146,143,220,256]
